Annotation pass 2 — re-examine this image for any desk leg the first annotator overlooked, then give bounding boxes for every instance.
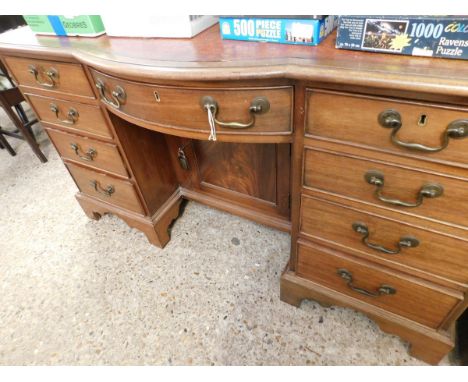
[76,191,182,248]
[280,268,454,365]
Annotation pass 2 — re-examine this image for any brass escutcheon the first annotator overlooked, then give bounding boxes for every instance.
[364,170,443,208]
[337,268,396,297]
[28,65,59,88]
[95,79,126,109]
[352,221,419,255]
[50,103,79,125]
[378,109,468,152]
[200,95,270,129]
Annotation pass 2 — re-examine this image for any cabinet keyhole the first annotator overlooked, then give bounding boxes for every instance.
[154,91,161,102]
[418,114,428,126]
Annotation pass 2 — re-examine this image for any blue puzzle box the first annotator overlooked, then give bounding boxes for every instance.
[219,16,337,46]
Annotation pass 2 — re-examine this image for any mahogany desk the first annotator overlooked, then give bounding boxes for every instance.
[0,25,467,365]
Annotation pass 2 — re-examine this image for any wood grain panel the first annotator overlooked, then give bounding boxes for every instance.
[4,56,94,98]
[66,162,144,214]
[89,69,292,137]
[110,113,179,215]
[47,128,128,178]
[296,240,462,329]
[300,195,468,286]
[303,147,468,229]
[305,90,468,168]
[194,141,276,203]
[27,94,112,139]
[193,141,290,217]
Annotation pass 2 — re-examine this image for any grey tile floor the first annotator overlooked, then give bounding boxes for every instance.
[0,107,451,365]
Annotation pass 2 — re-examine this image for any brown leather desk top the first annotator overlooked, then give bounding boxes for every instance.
[0,25,467,98]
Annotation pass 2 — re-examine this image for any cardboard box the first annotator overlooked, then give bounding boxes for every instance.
[336,16,468,60]
[23,15,105,37]
[100,15,218,38]
[219,16,337,46]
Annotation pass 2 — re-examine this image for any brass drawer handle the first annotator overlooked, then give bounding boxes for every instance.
[177,147,190,170]
[378,109,468,153]
[95,79,126,109]
[352,222,419,255]
[70,143,97,161]
[28,64,58,88]
[89,180,114,197]
[201,95,270,131]
[337,268,396,298]
[50,103,79,125]
[364,170,443,208]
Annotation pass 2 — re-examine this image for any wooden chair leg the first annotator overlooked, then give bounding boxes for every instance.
[0,130,16,156]
[2,106,47,163]
[15,104,29,125]
[14,104,35,136]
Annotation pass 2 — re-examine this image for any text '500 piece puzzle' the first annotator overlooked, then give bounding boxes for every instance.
[219,16,337,46]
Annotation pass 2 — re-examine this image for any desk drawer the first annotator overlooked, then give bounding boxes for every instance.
[67,163,144,214]
[89,70,292,137]
[4,56,95,98]
[296,241,461,329]
[48,128,128,178]
[300,195,468,285]
[305,90,468,167]
[303,147,468,228]
[28,94,112,139]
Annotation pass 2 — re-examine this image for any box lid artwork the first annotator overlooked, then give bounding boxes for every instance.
[23,15,105,37]
[336,16,468,60]
[219,16,337,46]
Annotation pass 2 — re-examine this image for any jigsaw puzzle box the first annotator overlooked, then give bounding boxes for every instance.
[23,15,105,36]
[219,16,337,46]
[335,16,468,60]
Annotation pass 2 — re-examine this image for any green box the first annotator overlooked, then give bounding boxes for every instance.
[23,15,105,37]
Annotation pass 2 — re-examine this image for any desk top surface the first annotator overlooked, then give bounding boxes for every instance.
[1,24,468,96]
